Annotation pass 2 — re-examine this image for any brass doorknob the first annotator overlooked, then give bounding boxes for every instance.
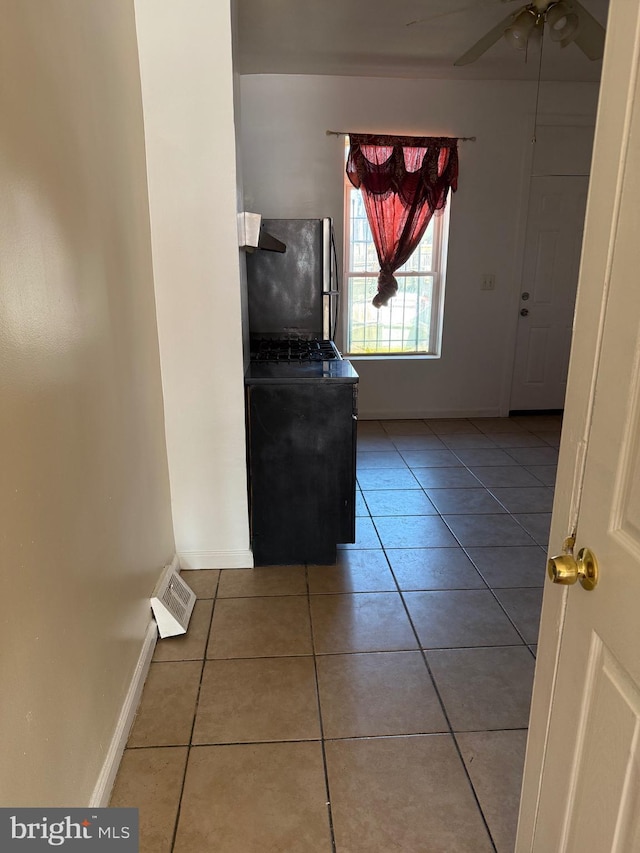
[547,547,599,591]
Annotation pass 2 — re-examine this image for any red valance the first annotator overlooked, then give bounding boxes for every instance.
[346,134,459,308]
[346,134,459,206]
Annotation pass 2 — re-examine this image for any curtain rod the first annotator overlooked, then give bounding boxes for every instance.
[325,130,476,142]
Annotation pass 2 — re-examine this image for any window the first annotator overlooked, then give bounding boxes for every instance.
[343,162,450,357]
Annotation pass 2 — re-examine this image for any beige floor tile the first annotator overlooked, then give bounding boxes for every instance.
[535,430,561,447]
[386,547,486,590]
[173,743,333,853]
[180,569,220,599]
[465,546,546,588]
[338,516,382,549]
[469,466,542,488]
[381,419,433,435]
[217,564,307,597]
[316,651,446,738]
[127,661,201,747]
[458,729,528,853]
[440,433,498,449]
[427,646,535,731]
[357,420,385,436]
[110,746,188,853]
[373,514,458,548]
[362,488,437,516]
[524,464,558,486]
[425,419,481,435]
[192,657,320,744]
[489,486,554,514]
[310,592,417,654]
[398,448,461,467]
[389,434,446,450]
[207,596,312,659]
[494,587,544,644]
[425,487,506,515]
[507,446,559,466]
[356,449,406,468]
[355,490,368,516]
[325,735,493,853]
[443,513,536,547]
[153,599,213,661]
[485,432,546,447]
[452,447,519,467]
[413,466,483,489]
[357,467,420,490]
[470,418,527,434]
[404,590,522,648]
[511,415,562,430]
[308,549,396,593]
[356,434,396,451]
[512,512,552,546]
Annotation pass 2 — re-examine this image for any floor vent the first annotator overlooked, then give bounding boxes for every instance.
[151,564,196,638]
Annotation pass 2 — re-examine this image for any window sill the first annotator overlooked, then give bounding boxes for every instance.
[344,353,441,362]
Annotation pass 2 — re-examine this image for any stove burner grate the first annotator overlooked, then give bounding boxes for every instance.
[251,338,342,363]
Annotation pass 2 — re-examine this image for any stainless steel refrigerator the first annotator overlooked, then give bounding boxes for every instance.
[246,217,338,342]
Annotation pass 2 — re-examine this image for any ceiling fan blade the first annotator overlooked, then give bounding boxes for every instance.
[564,0,606,60]
[407,10,470,27]
[454,7,524,65]
[407,1,499,28]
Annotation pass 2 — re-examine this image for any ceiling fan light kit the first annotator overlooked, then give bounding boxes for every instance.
[504,9,538,51]
[454,0,604,66]
[546,3,580,43]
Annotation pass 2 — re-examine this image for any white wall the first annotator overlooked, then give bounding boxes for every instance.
[0,0,175,804]
[239,74,599,418]
[135,0,252,568]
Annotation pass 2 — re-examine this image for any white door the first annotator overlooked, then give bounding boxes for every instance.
[510,176,588,412]
[517,0,640,849]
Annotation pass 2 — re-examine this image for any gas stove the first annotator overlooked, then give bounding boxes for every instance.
[250,338,342,363]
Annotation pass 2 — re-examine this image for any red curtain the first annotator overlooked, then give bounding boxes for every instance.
[346,134,459,308]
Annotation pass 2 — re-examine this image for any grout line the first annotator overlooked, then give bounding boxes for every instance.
[383,550,500,853]
[124,726,530,750]
[169,572,221,852]
[304,564,338,853]
[310,642,530,655]
[484,586,541,648]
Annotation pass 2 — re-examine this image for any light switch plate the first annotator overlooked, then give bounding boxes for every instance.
[481,274,496,291]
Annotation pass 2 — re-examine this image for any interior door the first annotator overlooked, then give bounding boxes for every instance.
[517,0,640,848]
[510,176,588,412]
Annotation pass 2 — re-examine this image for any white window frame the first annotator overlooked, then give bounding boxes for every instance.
[341,165,450,359]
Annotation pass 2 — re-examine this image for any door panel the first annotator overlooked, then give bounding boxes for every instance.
[616,379,640,540]
[510,177,588,411]
[562,637,640,852]
[524,327,548,384]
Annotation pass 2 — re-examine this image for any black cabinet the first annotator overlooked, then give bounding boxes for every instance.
[245,367,358,566]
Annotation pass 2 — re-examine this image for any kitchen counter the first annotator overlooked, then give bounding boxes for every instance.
[245,359,359,385]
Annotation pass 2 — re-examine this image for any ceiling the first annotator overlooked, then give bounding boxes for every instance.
[235,0,609,82]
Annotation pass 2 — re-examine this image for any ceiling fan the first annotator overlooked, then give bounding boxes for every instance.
[454,0,606,66]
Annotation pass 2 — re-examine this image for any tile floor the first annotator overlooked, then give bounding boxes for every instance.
[110,415,561,853]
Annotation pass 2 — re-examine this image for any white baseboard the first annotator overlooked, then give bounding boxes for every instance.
[89,619,158,807]
[358,407,503,420]
[177,548,254,570]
